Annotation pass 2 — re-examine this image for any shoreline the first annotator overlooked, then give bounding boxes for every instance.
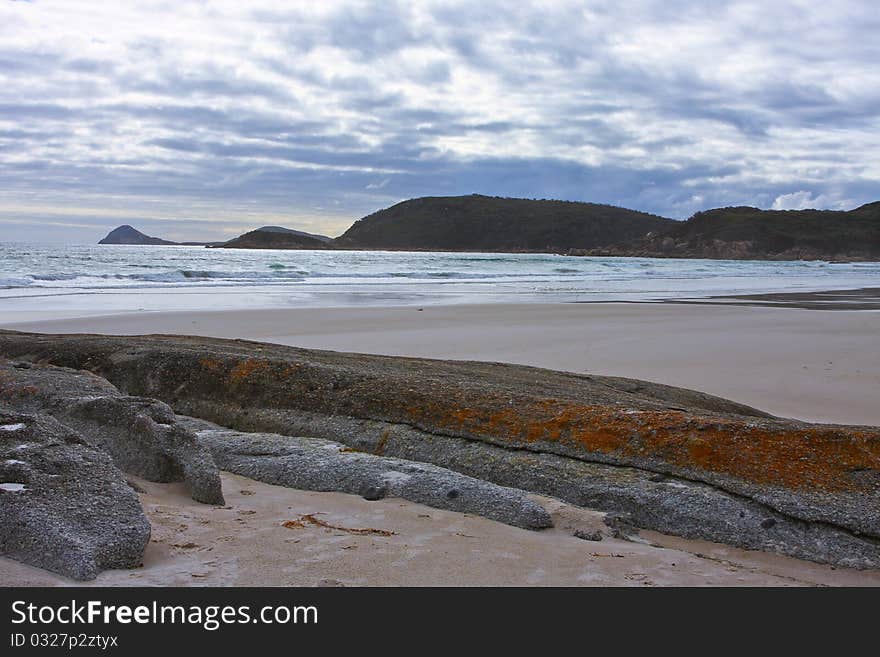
[657,287,880,311]
[3,285,879,320]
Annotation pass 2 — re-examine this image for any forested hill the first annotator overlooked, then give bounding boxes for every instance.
[579,202,880,260]
[335,195,674,251]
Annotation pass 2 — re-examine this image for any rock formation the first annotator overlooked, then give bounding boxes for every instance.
[194,421,551,530]
[1,330,877,568]
[98,225,178,246]
[0,409,151,580]
[0,360,223,504]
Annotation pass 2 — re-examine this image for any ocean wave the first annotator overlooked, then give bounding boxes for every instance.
[30,273,84,281]
[0,277,33,288]
[2,245,880,303]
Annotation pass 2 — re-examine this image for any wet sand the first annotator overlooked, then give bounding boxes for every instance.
[659,287,880,311]
[3,472,876,587]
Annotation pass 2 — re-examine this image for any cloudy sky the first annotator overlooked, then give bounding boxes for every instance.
[1,0,878,242]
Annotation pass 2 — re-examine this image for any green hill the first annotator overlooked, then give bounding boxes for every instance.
[336,195,673,251]
[212,227,331,250]
[586,203,880,260]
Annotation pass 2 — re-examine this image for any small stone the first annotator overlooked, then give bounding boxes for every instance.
[573,529,603,542]
[362,485,387,501]
[13,362,32,369]
[317,578,345,587]
[604,512,637,539]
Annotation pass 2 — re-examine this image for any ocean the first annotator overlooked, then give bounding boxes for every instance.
[1,243,879,317]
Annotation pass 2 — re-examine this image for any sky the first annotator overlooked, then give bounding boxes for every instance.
[1,0,879,242]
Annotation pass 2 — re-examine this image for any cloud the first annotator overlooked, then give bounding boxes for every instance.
[771,191,852,211]
[0,0,878,241]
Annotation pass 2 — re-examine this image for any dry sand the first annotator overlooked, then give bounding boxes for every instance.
[5,301,878,425]
[3,472,877,587]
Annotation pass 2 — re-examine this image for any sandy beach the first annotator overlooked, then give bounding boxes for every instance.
[4,299,878,425]
[4,472,878,587]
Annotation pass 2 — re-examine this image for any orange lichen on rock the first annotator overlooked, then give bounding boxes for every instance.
[0,378,39,400]
[198,357,224,372]
[373,429,391,456]
[228,359,270,384]
[405,397,880,492]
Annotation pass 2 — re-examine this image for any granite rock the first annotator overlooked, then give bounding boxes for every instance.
[198,426,552,530]
[0,408,150,580]
[2,332,879,567]
[0,359,223,504]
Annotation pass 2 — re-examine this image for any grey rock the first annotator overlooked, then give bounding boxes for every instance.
[0,408,150,580]
[573,529,603,542]
[3,331,875,540]
[195,409,880,569]
[197,427,552,530]
[604,513,639,540]
[361,485,387,501]
[0,360,223,504]
[2,333,879,568]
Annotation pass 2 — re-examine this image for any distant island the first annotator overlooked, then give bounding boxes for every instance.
[98,225,178,246]
[98,195,880,260]
[209,225,333,250]
[97,224,219,247]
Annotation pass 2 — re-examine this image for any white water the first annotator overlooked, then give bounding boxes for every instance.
[0,243,878,317]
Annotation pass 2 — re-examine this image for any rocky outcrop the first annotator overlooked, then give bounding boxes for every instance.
[195,423,551,530]
[2,331,878,568]
[183,411,880,568]
[212,227,333,250]
[0,360,223,504]
[0,409,151,580]
[98,225,178,246]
